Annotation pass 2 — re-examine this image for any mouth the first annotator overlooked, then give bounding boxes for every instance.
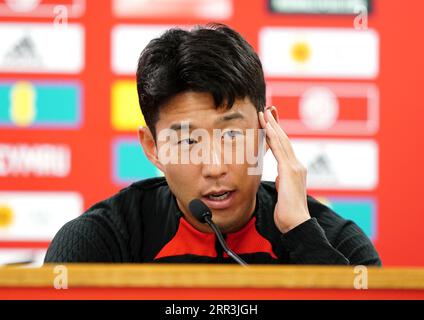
[201,190,236,210]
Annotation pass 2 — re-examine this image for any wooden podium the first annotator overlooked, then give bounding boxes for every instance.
[0,265,424,299]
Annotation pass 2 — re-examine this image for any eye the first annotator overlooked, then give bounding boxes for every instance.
[178,138,197,145]
[222,130,243,140]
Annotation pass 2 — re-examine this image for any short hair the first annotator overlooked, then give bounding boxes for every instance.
[136,23,266,139]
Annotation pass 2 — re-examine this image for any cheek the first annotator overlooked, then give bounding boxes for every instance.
[238,129,263,160]
[229,163,261,189]
[164,164,199,193]
[241,168,261,192]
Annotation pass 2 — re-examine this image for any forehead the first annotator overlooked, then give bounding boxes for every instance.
[157,91,257,128]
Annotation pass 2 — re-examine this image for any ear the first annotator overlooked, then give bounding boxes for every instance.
[138,126,165,173]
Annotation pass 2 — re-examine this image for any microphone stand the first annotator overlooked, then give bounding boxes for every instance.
[204,216,248,267]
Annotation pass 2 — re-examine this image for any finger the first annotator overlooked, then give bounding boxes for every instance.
[264,109,283,132]
[265,109,290,142]
[266,123,296,181]
[262,109,295,165]
[258,111,267,129]
[264,121,289,164]
[258,111,270,151]
[265,109,297,162]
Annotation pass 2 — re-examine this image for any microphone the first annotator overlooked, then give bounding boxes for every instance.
[188,199,248,267]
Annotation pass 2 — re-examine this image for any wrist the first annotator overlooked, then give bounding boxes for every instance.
[277,215,311,234]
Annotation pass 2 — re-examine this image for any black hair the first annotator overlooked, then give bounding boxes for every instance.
[136,23,266,139]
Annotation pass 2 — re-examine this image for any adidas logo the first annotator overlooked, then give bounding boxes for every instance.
[308,154,334,176]
[2,34,42,67]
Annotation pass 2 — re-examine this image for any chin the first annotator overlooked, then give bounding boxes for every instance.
[212,218,239,234]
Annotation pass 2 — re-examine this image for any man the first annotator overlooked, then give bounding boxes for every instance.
[44,24,381,265]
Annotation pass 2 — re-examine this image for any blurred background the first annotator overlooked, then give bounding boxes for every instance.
[0,0,423,266]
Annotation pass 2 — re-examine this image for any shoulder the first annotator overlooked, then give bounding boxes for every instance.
[77,176,171,235]
[83,176,169,220]
[45,176,171,263]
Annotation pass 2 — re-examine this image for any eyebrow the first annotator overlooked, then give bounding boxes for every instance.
[169,122,194,131]
[168,111,246,131]
[214,111,245,124]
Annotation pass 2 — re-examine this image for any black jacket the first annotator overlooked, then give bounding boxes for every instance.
[44,177,381,265]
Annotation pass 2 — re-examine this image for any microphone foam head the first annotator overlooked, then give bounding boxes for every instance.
[188,199,211,223]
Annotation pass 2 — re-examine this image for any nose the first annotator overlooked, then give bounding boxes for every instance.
[201,143,229,179]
